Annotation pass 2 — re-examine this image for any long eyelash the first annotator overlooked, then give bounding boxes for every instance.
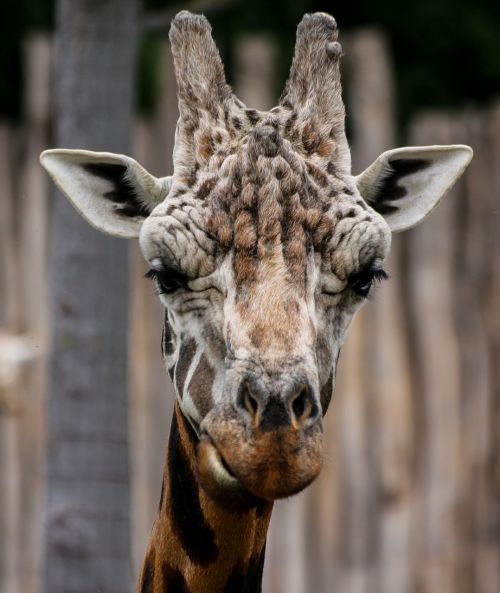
[350,265,388,299]
[145,269,159,280]
[364,269,389,301]
[144,269,166,295]
[372,268,389,283]
[145,265,188,296]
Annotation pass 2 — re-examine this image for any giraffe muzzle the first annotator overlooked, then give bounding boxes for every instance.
[198,386,323,501]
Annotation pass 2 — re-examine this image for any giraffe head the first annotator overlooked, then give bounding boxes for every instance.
[41,12,472,504]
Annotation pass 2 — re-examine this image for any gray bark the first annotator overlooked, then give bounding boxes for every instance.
[44,2,138,593]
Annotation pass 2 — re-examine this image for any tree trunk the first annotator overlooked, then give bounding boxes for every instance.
[44,2,138,593]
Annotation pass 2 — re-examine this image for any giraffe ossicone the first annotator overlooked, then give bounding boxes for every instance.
[41,10,472,592]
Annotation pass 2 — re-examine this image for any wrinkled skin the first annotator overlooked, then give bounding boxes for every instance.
[140,112,391,500]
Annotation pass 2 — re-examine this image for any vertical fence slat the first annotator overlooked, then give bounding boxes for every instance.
[234,35,276,111]
[0,124,22,593]
[406,115,466,593]
[130,38,177,580]
[346,29,416,593]
[470,103,500,593]
[17,35,53,593]
[334,314,374,593]
[0,124,18,329]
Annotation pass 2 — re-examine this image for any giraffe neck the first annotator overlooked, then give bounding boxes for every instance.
[137,404,273,593]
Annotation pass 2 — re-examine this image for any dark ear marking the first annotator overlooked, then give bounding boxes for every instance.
[368,158,430,212]
[390,157,430,176]
[82,162,151,218]
[375,203,400,215]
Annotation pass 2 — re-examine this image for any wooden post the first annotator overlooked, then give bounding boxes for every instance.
[0,34,53,593]
[331,314,375,593]
[466,104,500,593]
[0,122,22,593]
[17,34,53,593]
[347,29,415,593]
[345,29,395,171]
[234,35,276,111]
[406,114,465,593]
[0,125,18,330]
[130,38,177,579]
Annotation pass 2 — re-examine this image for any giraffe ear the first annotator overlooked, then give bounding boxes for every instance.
[40,149,172,238]
[354,145,473,232]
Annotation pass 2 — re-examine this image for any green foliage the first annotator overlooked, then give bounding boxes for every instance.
[141,0,500,126]
[0,0,53,119]
[137,33,163,116]
[2,0,500,127]
[332,0,500,125]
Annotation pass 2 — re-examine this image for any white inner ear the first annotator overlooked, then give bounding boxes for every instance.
[40,149,171,239]
[355,145,473,232]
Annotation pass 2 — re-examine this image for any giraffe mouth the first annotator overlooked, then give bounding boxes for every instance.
[198,433,263,510]
[199,408,323,501]
[199,433,241,489]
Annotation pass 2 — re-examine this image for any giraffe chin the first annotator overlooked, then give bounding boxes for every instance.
[199,408,324,501]
[197,435,265,511]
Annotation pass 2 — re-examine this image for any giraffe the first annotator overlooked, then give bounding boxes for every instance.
[40,11,472,593]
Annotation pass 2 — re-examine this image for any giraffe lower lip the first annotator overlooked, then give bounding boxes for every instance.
[199,434,243,491]
[198,433,265,510]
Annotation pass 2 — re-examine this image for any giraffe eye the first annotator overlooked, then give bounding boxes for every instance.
[351,266,388,298]
[145,260,188,295]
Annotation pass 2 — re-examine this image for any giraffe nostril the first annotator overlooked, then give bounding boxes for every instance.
[236,376,320,431]
[236,380,263,424]
[289,384,317,428]
[291,388,307,420]
[243,386,259,418]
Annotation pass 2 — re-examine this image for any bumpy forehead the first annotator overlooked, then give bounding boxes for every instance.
[140,110,387,283]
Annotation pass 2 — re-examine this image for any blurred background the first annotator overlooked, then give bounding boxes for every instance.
[1,1,499,593]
